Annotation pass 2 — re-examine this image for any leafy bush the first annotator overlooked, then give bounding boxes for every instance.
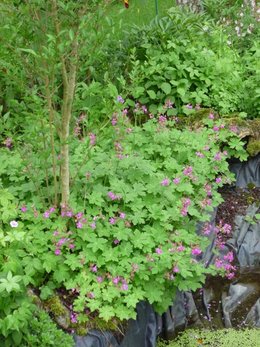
[21,310,74,347]
[158,328,260,347]
[0,189,34,346]
[9,112,246,325]
[124,37,243,115]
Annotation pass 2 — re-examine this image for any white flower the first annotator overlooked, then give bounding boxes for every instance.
[10,220,18,228]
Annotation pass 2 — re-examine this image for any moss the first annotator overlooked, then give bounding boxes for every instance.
[75,325,88,336]
[44,296,66,316]
[247,139,260,157]
[88,316,122,331]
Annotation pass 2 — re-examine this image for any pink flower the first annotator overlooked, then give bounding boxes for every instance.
[165,100,174,109]
[142,105,148,113]
[117,95,124,104]
[222,223,232,234]
[21,205,27,213]
[196,152,204,158]
[111,117,117,126]
[183,166,193,177]
[177,245,185,252]
[43,211,50,218]
[108,191,120,201]
[66,210,73,217]
[88,292,95,299]
[55,249,61,256]
[10,220,18,228]
[191,247,202,256]
[227,272,235,280]
[68,243,75,249]
[119,212,125,219]
[49,207,56,213]
[215,259,223,268]
[121,283,129,291]
[97,276,103,283]
[213,126,220,132]
[158,115,167,124]
[76,221,83,229]
[161,178,170,186]
[216,177,222,184]
[90,222,96,230]
[214,152,222,161]
[76,212,83,219]
[109,217,116,225]
[114,142,123,152]
[114,239,120,245]
[89,133,96,146]
[173,266,179,273]
[4,137,12,148]
[203,223,212,235]
[224,252,234,263]
[186,104,193,109]
[229,125,238,133]
[204,145,210,151]
[90,265,98,273]
[155,248,163,255]
[173,178,180,184]
[70,313,78,324]
[53,230,59,236]
[209,113,214,119]
[113,277,120,285]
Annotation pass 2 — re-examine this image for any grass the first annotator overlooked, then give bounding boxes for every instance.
[101,0,175,38]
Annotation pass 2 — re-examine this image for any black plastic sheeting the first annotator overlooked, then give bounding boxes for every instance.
[74,155,260,346]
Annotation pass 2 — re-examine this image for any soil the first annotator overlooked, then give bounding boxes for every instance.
[216,186,260,231]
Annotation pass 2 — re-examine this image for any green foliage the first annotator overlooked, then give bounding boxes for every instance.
[158,328,260,347]
[123,36,243,115]
[21,309,74,347]
[13,114,247,323]
[0,189,34,346]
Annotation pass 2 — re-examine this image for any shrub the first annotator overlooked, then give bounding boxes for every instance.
[21,309,74,347]
[10,112,247,326]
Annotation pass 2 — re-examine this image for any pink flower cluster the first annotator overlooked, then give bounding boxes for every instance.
[4,137,12,149]
[89,133,96,146]
[107,191,121,201]
[75,212,87,229]
[181,198,191,216]
[73,113,85,138]
[183,166,193,178]
[191,247,202,256]
[53,231,75,256]
[215,251,236,280]
[112,276,128,291]
[43,206,56,219]
[196,151,204,158]
[161,178,170,186]
[70,312,78,324]
[164,99,174,109]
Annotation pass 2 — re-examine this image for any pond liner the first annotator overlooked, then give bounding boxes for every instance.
[73,301,157,347]
[73,155,260,346]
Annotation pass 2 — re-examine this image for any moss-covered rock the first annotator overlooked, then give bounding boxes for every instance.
[44,296,70,329]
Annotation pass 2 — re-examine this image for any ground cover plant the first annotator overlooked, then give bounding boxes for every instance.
[158,328,260,347]
[0,0,259,345]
